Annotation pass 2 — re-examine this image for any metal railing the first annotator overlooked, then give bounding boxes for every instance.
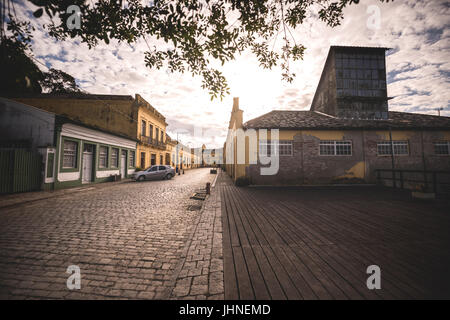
[139,135,166,149]
[375,169,450,193]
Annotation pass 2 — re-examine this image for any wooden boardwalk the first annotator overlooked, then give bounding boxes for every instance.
[218,173,450,300]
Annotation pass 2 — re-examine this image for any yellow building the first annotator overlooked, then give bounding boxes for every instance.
[13,93,173,170]
[13,93,203,173]
[134,94,169,169]
[225,97,450,186]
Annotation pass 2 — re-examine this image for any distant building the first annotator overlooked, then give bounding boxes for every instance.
[224,46,450,186]
[0,98,137,193]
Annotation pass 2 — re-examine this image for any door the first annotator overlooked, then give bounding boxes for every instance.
[120,150,127,178]
[144,165,159,180]
[82,144,94,183]
[158,166,167,179]
[140,152,146,168]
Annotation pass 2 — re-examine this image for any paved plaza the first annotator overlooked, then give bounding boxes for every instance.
[1,169,449,300]
[0,168,220,299]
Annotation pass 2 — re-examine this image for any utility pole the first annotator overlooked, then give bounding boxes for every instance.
[389,126,396,188]
[176,132,179,174]
[436,107,443,116]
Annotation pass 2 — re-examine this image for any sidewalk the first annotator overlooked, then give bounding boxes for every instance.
[0,179,131,210]
[167,171,224,300]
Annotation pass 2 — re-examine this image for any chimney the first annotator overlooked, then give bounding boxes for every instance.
[233,97,239,111]
[229,97,243,128]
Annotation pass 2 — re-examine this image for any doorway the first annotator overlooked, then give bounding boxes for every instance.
[82,144,95,183]
[120,150,127,178]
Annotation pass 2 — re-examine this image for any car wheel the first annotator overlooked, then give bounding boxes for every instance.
[164,174,171,180]
[138,175,145,182]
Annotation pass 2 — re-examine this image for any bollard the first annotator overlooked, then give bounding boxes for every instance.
[206,182,211,195]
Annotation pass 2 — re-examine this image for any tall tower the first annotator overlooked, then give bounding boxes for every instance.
[311,46,391,119]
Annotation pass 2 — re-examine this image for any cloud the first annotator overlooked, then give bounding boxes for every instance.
[11,0,450,147]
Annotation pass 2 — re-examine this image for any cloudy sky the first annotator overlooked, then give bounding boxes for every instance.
[14,0,450,147]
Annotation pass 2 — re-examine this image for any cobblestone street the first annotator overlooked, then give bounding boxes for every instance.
[0,168,220,299]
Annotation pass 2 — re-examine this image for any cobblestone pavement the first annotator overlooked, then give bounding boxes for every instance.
[0,168,217,299]
[169,181,224,300]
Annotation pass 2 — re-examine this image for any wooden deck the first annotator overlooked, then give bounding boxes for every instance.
[218,173,450,299]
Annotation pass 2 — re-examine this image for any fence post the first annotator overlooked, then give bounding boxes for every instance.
[432,172,437,193]
[392,170,396,188]
[400,170,404,189]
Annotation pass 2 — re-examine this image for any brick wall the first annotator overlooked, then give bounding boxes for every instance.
[247,129,450,185]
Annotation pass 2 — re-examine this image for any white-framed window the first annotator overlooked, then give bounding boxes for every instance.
[129,151,135,167]
[377,141,409,156]
[111,148,119,168]
[319,140,352,156]
[259,140,293,156]
[63,140,78,168]
[434,141,450,155]
[99,146,109,168]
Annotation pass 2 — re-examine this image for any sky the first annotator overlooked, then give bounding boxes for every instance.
[12,0,450,148]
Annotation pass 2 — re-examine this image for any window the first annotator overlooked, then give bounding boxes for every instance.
[434,141,450,155]
[141,120,146,136]
[140,152,146,168]
[279,141,293,156]
[259,140,293,156]
[377,141,409,156]
[129,151,135,167]
[149,124,153,139]
[111,148,119,167]
[161,131,164,142]
[99,146,109,168]
[319,141,352,156]
[63,140,78,168]
[156,128,159,142]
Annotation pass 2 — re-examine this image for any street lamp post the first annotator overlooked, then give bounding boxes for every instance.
[176,132,180,175]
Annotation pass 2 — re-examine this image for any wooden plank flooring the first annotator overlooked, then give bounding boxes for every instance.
[218,173,450,300]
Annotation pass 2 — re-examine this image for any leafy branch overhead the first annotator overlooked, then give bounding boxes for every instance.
[27,0,388,99]
[0,13,81,95]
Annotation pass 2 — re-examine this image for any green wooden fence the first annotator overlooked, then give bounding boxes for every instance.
[0,149,42,194]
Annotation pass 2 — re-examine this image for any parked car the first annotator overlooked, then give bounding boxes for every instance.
[131,165,175,181]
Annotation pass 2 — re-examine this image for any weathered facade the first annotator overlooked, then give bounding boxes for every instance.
[12,93,177,170]
[134,94,169,169]
[311,46,390,120]
[224,46,450,186]
[0,98,137,192]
